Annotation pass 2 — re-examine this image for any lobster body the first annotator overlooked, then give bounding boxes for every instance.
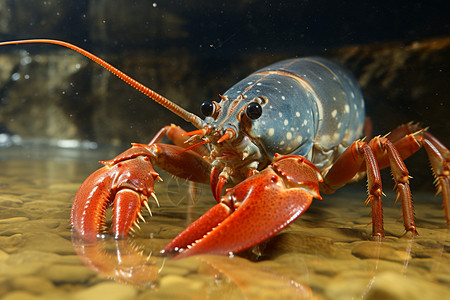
[1,39,447,259]
[222,58,365,170]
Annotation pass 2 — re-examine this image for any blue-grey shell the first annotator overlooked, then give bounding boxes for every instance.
[222,57,365,170]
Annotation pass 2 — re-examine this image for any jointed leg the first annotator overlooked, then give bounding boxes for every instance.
[387,124,449,225]
[148,124,208,156]
[420,132,450,224]
[369,137,416,235]
[322,137,417,237]
[323,123,449,237]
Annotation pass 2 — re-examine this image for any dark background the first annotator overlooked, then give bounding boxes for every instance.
[0,0,450,56]
[1,0,448,54]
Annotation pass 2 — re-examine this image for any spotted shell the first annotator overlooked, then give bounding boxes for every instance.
[221,57,365,171]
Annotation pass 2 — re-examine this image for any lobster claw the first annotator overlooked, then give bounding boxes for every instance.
[71,144,161,242]
[162,154,323,259]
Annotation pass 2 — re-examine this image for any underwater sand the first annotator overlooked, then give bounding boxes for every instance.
[0,145,449,300]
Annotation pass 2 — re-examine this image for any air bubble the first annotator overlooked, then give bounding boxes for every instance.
[11,73,21,81]
[20,56,32,65]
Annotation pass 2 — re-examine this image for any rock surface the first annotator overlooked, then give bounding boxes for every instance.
[1,38,448,146]
[0,1,448,153]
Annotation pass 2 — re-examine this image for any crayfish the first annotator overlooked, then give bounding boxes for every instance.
[1,39,448,259]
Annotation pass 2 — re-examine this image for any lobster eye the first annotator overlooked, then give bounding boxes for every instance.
[245,102,262,120]
[200,100,215,117]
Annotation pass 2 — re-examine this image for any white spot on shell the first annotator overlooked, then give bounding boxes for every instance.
[331,109,337,118]
[357,124,363,135]
[296,112,300,117]
[284,119,289,126]
[278,112,283,118]
[344,128,350,136]
[321,134,331,144]
[286,132,292,140]
[344,104,350,113]
[281,96,286,100]
[332,132,340,141]
[268,128,275,136]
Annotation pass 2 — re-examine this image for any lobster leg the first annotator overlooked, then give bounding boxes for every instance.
[322,140,385,236]
[148,124,208,157]
[370,137,417,235]
[421,133,450,225]
[323,125,450,237]
[380,123,449,225]
[162,154,323,259]
[389,129,450,225]
[323,137,416,237]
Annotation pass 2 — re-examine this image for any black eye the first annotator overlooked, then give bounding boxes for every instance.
[200,100,215,117]
[245,102,262,120]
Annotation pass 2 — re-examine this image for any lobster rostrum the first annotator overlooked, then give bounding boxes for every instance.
[2,40,448,259]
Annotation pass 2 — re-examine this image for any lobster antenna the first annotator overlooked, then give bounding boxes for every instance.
[0,39,204,129]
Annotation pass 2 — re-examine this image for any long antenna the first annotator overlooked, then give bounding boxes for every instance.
[0,39,204,129]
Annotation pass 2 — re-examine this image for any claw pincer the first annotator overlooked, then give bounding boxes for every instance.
[71,145,160,241]
[162,155,323,259]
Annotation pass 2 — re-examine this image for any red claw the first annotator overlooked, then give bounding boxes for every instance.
[71,145,160,241]
[162,154,323,259]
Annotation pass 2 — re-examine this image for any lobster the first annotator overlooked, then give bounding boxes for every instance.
[1,40,448,260]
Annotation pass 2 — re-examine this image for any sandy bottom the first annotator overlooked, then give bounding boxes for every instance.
[0,146,449,300]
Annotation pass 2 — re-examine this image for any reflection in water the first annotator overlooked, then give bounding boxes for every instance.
[72,233,164,288]
[71,233,312,299]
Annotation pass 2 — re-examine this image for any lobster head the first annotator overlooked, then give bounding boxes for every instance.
[186,61,322,182]
[189,60,324,162]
